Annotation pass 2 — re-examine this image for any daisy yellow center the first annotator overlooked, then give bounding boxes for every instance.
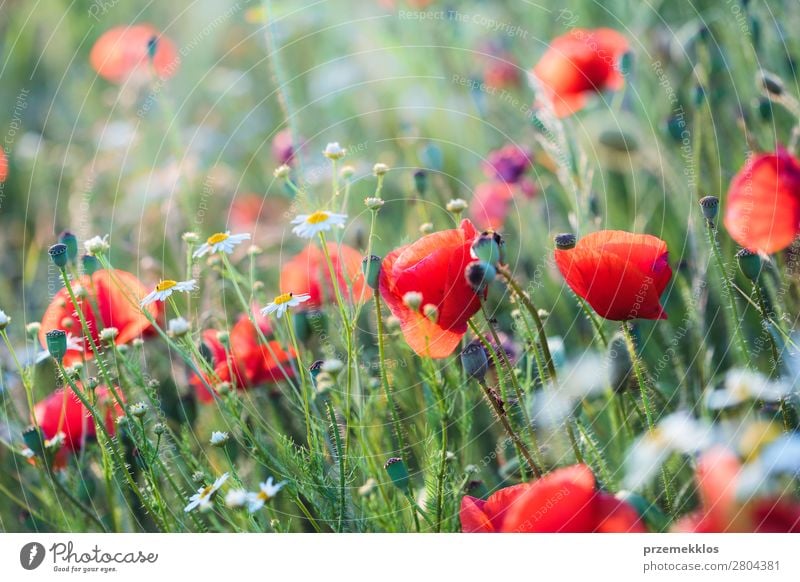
[256,491,270,502]
[274,292,293,305]
[156,280,178,292]
[200,484,214,497]
[207,232,229,245]
[306,211,330,224]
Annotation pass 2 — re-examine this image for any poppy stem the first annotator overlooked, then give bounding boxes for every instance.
[284,316,315,450]
[324,398,346,532]
[496,265,557,381]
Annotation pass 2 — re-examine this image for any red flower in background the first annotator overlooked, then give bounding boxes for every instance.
[533,28,628,117]
[0,147,8,183]
[40,269,161,366]
[90,24,178,84]
[723,148,800,254]
[483,53,521,90]
[460,464,646,532]
[34,386,124,453]
[469,182,515,231]
[192,316,295,402]
[272,128,302,166]
[674,447,800,533]
[379,219,482,358]
[483,145,533,184]
[555,230,672,321]
[280,243,371,308]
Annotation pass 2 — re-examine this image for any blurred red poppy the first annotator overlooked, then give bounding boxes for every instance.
[192,316,295,402]
[379,219,482,358]
[460,464,646,532]
[555,230,672,321]
[90,24,178,84]
[533,28,628,117]
[39,269,160,367]
[484,54,521,90]
[0,147,8,183]
[723,148,800,254]
[280,243,371,308]
[34,386,124,453]
[674,447,800,532]
[469,182,515,230]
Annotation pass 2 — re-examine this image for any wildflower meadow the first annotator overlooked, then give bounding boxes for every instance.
[2,0,800,543]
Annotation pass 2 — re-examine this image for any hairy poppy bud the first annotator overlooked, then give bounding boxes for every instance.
[472,231,504,265]
[699,196,719,222]
[554,233,576,250]
[465,260,496,292]
[48,243,69,269]
[45,329,68,363]
[736,248,762,281]
[81,254,100,275]
[758,70,784,97]
[309,360,324,378]
[461,341,489,381]
[361,255,381,290]
[59,231,78,264]
[384,457,410,490]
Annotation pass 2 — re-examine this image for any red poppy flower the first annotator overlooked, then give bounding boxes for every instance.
[0,147,8,183]
[192,316,295,402]
[379,219,482,358]
[483,145,532,184]
[483,54,521,90]
[460,464,646,533]
[34,386,124,453]
[469,182,515,230]
[554,230,672,321]
[90,24,178,84]
[723,148,800,254]
[533,28,628,117]
[280,243,371,308]
[39,269,161,367]
[673,447,800,532]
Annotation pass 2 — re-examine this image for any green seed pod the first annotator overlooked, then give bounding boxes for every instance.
[413,170,427,196]
[81,254,101,276]
[461,341,489,381]
[45,329,68,363]
[464,261,496,293]
[48,243,69,269]
[384,457,410,490]
[554,233,577,250]
[698,196,719,222]
[736,248,762,281]
[361,255,381,290]
[59,231,78,264]
[471,231,503,265]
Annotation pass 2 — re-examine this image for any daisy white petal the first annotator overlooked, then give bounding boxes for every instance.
[290,211,347,239]
[260,292,311,319]
[193,231,251,258]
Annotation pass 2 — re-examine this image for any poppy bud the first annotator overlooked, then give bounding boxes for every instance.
[665,115,686,142]
[758,70,784,97]
[471,231,504,265]
[59,231,78,264]
[147,36,158,61]
[309,360,324,379]
[413,170,427,196]
[736,248,762,281]
[698,196,719,222]
[465,261,496,293]
[22,426,46,457]
[81,254,100,275]
[45,329,68,363]
[461,341,489,381]
[554,232,576,250]
[48,243,69,269]
[384,457,410,490]
[618,51,634,76]
[361,255,381,290]
[756,97,773,122]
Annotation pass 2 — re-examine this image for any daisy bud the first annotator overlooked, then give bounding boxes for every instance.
[253,280,265,292]
[340,165,355,179]
[168,317,191,338]
[465,260,496,293]
[273,164,291,179]
[247,245,263,256]
[472,231,504,265]
[372,162,389,176]
[130,402,148,419]
[419,222,434,235]
[446,198,468,214]
[736,248,762,281]
[84,235,110,256]
[758,70,784,97]
[117,344,129,355]
[99,327,119,343]
[361,255,381,289]
[116,416,129,428]
[153,422,166,436]
[323,142,346,160]
[461,341,489,381]
[413,170,427,196]
[699,196,719,222]
[210,431,230,447]
[364,197,384,210]
[45,329,68,363]
[81,254,100,275]
[48,243,69,269]
[58,231,78,264]
[192,471,205,484]
[402,291,423,311]
[384,457,410,490]
[132,338,144,348]
[86,376,99,391]
[358,478,378,497]
[537,309,550,321]
[0,310,10,331]
[216,382,232,396]
[65,364,82,380]
[385,315,401,331]
[26,322,40,338]
[182,232,200,244]
[554,233,577,250]
[423,303,439,323]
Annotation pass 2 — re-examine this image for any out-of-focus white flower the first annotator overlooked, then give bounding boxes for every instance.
[168,317,191,337]
[209,431,229,447]
[84,235,110,256]
[624,411,714,491]
[705,368,792,410]
[530,354,606,428]
[246,477,286,513]
[261,292,311,319]
[99,327,119,342]
[0,309,10,330]
[141,279,197,306]
[184,473,229,513]
[225,489,249,509]
[323,142,346,160]
[291,210,347,239]
[192,231,251,258]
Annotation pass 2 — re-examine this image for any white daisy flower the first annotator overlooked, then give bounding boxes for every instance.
[84,235,110,256]
[291,210,347,239]
[209,431,229,447]
[246,477,287,513]
[323,142,346,160]
[184,473,229,513]
[167,317,191,337]
[705,368,793,410]
[530,354,606,428]
[140,279,197,306]
[192,231,251,259]
[0,309,10,330]
[225,489,249,509]
[260,292,311,319]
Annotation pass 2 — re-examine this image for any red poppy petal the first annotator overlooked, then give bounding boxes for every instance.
[459,496,495,533]
[594,492,647,532]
